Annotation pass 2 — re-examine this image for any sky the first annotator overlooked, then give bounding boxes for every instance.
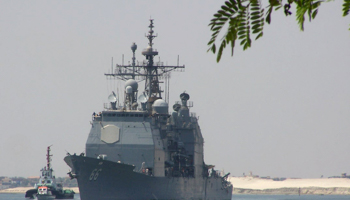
[0,1,349,179]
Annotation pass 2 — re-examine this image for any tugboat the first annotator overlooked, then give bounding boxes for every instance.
[64,19,232,200]
[25,146,75,199]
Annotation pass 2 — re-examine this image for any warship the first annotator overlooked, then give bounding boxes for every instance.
[64,19,232,200]
[25,146,75,199]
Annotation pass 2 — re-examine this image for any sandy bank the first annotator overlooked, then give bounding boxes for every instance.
[229,177,350,195]
[0,187,79,194]
[228,177,350,189]
[233,187,350,195]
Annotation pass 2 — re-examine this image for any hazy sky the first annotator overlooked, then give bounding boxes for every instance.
[1,1,349,179]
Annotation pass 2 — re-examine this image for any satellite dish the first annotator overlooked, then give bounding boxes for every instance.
[108,91,117,103]
[137,93,148,103]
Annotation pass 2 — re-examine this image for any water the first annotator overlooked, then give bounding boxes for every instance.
[0,194,349,200]
[0,193,80,200]
[232,195,350,200]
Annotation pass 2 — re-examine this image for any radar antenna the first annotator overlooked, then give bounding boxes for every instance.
[104,19,185,112]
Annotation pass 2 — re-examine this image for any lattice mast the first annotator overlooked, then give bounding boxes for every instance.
[104,19,185,112]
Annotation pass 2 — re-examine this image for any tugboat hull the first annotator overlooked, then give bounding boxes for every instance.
[64,155,232,200]
[36,195,56,200]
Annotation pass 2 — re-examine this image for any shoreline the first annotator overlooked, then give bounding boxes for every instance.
[229,177,350,195]
[233,187,350,195]
[1,177,350,195]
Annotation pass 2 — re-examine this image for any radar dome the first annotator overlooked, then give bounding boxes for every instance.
[131,43,137,52]
[126,86,133,94]
[125,79,138,91]
[152,99,169,114]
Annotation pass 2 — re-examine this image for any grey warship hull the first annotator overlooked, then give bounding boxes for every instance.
[65,155,232,200]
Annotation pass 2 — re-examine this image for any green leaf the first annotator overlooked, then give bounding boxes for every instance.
[238,31,246,35]
[218,17,229,21]
[214,22,226,26]
[243,42,250,50]
[238,35,246,39]
[217,41,226,62]
[251,11,261,16]
[265,6,273,24]
[296,3,307,31]
[211,30,220,36]
[238,26,246,31]
[240,39,246,46]
[225,1,233,8]
[208,0,267,62]
[312,9,318,19]
[252,28,262,34]
[255,32,263,40]
[252,24,261,30]
[252,20,261,25]
[251,15,261,20]
[221,5,230,11]
[343,0,350,16]
[212,26,222,31]
[222,5,236,14]
[275,5,282,11]
[238,22,247,26]
[218,10,226,15]
[211,44,216,53]
[207,38,215,45]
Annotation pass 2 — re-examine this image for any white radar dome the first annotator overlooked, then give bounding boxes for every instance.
[125,79,138,91]
[152,99,169,114]
[126,86,133,94]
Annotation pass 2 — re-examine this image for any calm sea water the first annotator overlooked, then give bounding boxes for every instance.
[1,194,349,200]
[0,193,80,200]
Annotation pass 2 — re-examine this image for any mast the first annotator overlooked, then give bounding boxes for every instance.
[46,145,53,170]
[104,19,185,112]
[141,19,160,111]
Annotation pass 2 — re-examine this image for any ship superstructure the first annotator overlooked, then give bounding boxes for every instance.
[64,19,232,200]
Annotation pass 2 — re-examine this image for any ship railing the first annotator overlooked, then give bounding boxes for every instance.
[103,103,110,110]
[175,101,193,108]
[103,103,124,110]
[190,113,198,123]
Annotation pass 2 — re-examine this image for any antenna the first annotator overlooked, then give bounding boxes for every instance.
[46,145,53,170]
[177,55,179,66]
[104,19,185,112]
[111,57,113,74]
[122,54,124,66]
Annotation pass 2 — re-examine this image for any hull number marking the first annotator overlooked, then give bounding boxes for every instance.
[89,169,102,181]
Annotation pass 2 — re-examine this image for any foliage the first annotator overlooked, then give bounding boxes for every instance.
[208,0,350,62]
